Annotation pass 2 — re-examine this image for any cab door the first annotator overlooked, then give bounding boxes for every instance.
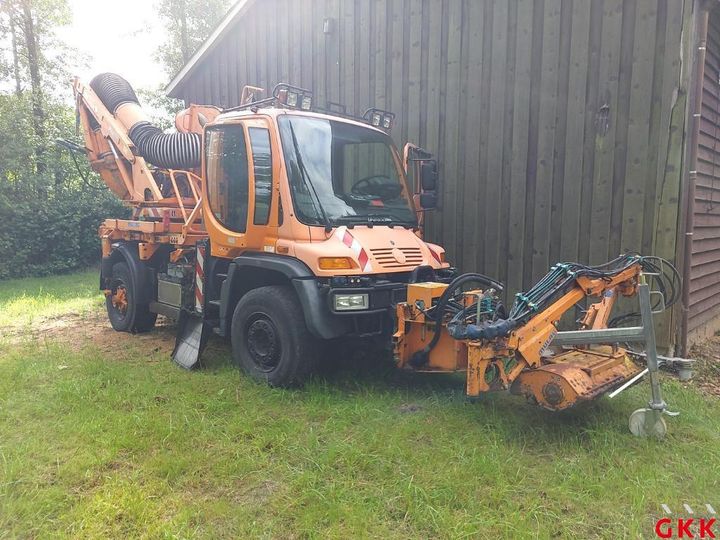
[203,117,280,258]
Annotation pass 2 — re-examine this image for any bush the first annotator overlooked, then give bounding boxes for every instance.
[0,187,128,279]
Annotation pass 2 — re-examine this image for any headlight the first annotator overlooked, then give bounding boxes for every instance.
[334,293,369,311]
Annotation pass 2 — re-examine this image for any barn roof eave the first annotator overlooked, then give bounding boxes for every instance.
[165,0,256,97]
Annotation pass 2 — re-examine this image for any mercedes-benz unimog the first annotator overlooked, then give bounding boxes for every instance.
[72,73,688,437]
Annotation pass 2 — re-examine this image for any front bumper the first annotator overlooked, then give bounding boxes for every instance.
[292,267,456,340]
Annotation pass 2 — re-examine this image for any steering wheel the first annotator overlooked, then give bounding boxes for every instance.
[351,175,403,199]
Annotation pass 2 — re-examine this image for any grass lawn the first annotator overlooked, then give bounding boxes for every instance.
[0,270,719,538]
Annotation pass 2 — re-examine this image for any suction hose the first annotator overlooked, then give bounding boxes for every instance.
[89,73,201,169]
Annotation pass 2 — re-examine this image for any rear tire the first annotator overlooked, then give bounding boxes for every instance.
[106,261,157,333]
[231,285,318,387]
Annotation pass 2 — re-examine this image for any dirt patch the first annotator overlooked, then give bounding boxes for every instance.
[397,403,423,414]
[689,334,720,398]
[1,307,176,355]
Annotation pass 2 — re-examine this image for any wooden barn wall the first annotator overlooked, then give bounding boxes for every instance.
[691,7,720,333]
[172,0,687,298]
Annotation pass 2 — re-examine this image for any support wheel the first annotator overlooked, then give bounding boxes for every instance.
[628,408,667,439]
[231,285,318,387]
[106,262,157,333]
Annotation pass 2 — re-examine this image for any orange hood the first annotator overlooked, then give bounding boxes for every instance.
[290,225,448,277]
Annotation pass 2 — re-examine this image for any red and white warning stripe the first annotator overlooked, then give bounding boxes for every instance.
[195,244,205,313]
[427,245,442,264]
[335,226,373,272]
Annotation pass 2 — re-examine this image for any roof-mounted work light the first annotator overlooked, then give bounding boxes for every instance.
[273,83,313,111]
[362,108,395,132]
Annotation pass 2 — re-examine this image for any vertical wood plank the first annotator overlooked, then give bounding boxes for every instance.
[390,0,405,126]
[507,0,534,294]
[442,0,463,260]
[373,0,388,111]
[400,0,412,144]
[621,1,657,254]
[341,0,355,113]
[301,0,313,89]
[559,0,592,262]
[404,0,422,144]
[278,0,290,84]
[653,0,685,262]
[474,0,494,273]
[608,0,636,257]
[530,0,561,281]
[460,0,485,273]
[240,15,249,89]
[356,0,371,115]
[312,0,326,106]
[548,0,572,265]
[588,0,623,265]
[245,8,258,89]
[228,27,237,104]
[578,0,604,264]
[325,0,341,106]
[424,0,443,243]
[484,0,508,279]
[498,0,518,286]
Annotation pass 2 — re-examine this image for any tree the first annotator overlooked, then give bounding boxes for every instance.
[0,0,71,185]
[155,0,229,77]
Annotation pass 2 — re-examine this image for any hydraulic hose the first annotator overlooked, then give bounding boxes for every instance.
[409,272,504,367]
[89,73,201,169]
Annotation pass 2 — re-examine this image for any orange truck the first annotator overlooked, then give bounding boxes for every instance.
[72,73,688,436]
[74,73,450,386]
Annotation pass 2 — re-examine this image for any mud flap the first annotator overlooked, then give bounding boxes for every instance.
[172,311,210,369]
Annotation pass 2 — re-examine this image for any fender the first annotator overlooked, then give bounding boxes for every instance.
[217,252,347,339]
[101,242,154,303]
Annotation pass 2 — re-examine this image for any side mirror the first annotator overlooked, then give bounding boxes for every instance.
[419,192,437,209]
[420,160,438,191]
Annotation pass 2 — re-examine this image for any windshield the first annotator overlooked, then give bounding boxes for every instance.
[278,116,417,227]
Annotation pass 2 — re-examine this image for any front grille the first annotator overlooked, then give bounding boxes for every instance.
[370,247,424,269]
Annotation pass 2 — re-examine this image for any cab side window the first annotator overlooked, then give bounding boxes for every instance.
[205,126,249,233]
[249,127,272,225]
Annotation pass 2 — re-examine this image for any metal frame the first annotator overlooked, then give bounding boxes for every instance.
[553,276,678,435]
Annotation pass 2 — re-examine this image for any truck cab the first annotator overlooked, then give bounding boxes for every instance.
[202,107,450,339]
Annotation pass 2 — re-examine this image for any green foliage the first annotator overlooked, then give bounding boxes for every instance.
[0,92,128,280]
[136,85,186,130]
[0,185,127,279]
[0,0,230,281]
[0,1,124,280]
[155,0,229,77]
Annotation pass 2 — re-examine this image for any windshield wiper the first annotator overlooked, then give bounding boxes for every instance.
[287,120,331,228]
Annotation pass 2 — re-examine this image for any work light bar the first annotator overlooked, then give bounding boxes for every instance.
[362,108,395,131]
[273,83,313,111]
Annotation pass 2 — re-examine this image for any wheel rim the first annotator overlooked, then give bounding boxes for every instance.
[110,283,129,318]
[246,313,281,372]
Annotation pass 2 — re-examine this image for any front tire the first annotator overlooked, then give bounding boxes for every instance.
[106,261,157,333]
[231,285,318,387]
